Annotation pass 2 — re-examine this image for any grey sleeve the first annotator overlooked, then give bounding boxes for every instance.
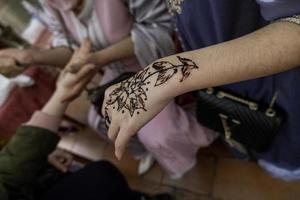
[256,0,300,21]
[125,0,175,67]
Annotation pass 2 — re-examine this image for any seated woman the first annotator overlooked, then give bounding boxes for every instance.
[0,41,173,200]
[0,0,215,178]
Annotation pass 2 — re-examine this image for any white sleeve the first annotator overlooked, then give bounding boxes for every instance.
[39,0,73,48]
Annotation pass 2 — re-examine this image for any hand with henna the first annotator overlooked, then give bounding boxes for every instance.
[102,56,199,159]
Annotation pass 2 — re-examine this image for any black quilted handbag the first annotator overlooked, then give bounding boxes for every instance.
[196,87,284,153]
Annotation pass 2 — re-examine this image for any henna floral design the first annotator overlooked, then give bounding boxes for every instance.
[105,56,199,118]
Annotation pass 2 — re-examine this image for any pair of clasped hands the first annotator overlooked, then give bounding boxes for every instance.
[0,39,171,160]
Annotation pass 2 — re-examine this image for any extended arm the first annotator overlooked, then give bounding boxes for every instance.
[89,36,134,67]
[103,21,300,159]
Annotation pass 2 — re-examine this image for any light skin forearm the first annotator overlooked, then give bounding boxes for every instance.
[31,46,73,68]
[89,36,134,67]
[103,21,300,159]
[154,22,300,99]
[42,91,68,118]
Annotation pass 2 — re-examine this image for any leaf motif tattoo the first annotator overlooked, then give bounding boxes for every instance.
[105,56,199,119]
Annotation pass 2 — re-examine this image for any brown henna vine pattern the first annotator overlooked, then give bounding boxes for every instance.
[104,56,199,122]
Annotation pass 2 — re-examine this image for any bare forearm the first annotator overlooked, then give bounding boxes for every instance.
[153,22,300,99]
[32,47,72,68]
[102,21,300,159]
[90,36,134,67]
[42,91,68,119]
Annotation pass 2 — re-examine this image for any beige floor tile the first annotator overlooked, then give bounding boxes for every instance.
[199,139,233,159]
[162,155,217,195]
[213,158,300,200]
[101,144,140,178]
[174,189,213,200]
[128,177,175,196]
[142,163,165,184]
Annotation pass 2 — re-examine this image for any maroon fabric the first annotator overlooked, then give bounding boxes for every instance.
[0,67,56,139]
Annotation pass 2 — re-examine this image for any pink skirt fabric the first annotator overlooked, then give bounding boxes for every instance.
[138,101,217,178]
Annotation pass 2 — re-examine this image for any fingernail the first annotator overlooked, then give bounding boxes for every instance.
[116,153,121,160]
[115,151,123,160]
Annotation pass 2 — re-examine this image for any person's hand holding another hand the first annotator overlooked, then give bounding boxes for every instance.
[57,39,97,102]
[0,48,35,68]
[42,39,97,118]
[64,39,95,74]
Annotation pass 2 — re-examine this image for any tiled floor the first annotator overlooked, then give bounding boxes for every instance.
[60,90,300,200]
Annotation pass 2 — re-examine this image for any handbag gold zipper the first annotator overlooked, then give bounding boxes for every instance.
[219,114,248,154]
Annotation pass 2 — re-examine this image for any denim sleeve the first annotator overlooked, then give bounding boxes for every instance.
[256,0,300,21]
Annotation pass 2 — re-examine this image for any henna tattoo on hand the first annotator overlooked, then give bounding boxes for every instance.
[104,56,199,118]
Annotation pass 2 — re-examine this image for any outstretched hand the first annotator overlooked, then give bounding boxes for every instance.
[56,39,97,102]
[102,56,199,159]
[102,56,200,159]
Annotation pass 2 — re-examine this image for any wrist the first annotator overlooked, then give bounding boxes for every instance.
[146,55,200,100]
[42,91,68,118]
[28,49,40,65]
[89,49,112,67]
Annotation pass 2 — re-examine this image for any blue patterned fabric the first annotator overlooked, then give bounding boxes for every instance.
[172,0,300,171]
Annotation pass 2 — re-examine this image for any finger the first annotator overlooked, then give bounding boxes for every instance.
[64,63,95,85]
[65,49,80,73]
[107,116,120,141]
[48,155,68,173]
[65,40,91,74]
[70,48,80,59]
[78,38,91,55]
[60,150,74,166]
[67,62,83,74]
[114,126,134,160]
[74,64,96,81]
[60,71,95,102]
